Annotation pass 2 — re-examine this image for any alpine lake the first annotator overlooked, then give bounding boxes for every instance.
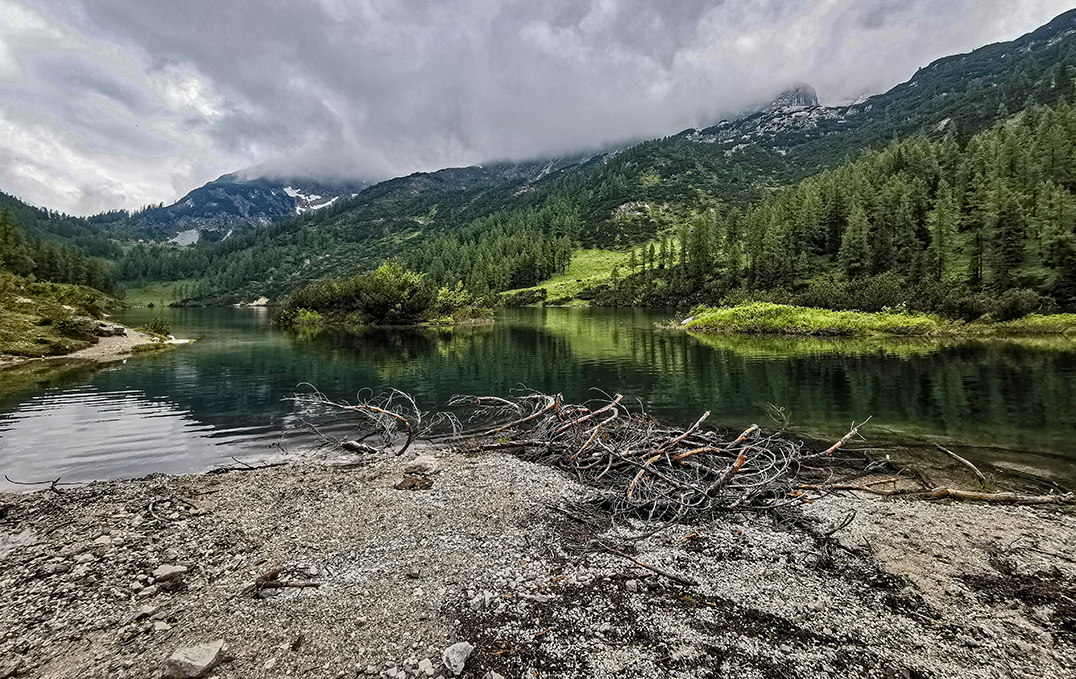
[1,306,1074,491]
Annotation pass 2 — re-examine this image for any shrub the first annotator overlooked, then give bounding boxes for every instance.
[137,317,172,336]
[54,315,96,341]
[280,262,442,326]
[295,308,324,324]
[993,288,1054,321]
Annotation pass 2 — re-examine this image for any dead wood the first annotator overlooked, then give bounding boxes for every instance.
[603,546,699,587]
[442,391,866,522]
[932,443,988,486]
[798,482,1074,505]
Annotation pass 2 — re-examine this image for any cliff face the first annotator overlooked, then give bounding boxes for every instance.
[767,84,820,111]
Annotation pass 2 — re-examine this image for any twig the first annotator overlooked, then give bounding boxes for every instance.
[4,475,75,494]
[932,443,987,486]
[603,546,698,587]
[815,417,871,457]
[823,510,857,537]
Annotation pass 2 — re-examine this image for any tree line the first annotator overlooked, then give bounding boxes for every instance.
[0,209,116,291]
[592,100,1076,317]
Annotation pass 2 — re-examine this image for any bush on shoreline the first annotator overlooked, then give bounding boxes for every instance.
[277,263,493,327]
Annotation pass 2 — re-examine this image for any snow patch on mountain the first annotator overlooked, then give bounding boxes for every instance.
[283,186,342,214]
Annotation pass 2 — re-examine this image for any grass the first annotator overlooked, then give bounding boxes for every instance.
[0,270,120,358]
[120,279,196,308]
[502,248,630,305]
[682,302,947,337]
[680,303,1076,338]
[991,313,1076,335]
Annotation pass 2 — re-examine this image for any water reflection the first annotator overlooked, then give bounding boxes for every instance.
[0,306,1074,489]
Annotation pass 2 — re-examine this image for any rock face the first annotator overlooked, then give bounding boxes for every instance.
[161,639,226,678]
[767,84,819,111]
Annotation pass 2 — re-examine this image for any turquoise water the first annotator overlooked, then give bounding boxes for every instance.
[1,306,1074,489]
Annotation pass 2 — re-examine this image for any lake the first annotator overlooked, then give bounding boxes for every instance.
[1,306,1074,490]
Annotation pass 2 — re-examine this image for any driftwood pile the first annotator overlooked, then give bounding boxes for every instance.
[444,392,864,521]
[290,388,1072,522]
[291,387,864,521]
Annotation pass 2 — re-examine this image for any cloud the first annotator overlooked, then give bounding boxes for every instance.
[0,0,1072,214]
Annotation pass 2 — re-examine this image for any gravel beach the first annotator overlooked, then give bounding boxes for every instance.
[1,444,1074,679]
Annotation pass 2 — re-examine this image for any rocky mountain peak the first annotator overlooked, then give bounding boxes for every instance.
[767,84,819,111]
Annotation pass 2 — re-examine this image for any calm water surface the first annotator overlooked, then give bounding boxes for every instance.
[1,306,1074,489]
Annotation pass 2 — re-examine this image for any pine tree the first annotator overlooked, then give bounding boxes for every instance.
[838,204,871,279]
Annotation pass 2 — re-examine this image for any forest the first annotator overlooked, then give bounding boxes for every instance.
[588,101,1076,318]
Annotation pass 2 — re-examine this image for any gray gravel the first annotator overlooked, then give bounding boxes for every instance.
[1,446,1073,678]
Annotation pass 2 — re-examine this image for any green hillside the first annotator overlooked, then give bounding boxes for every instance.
[4,10,1076,313]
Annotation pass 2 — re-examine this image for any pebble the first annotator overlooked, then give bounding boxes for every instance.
[153,564,189,582]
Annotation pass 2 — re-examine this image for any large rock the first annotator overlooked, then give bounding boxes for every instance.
[153,564,189,582]
[442,642,474,676]
[404,455,440,475]
[162,639,226,678]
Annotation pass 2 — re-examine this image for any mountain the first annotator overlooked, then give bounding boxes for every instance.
[53,7,1076,305]
[131,174,370,244]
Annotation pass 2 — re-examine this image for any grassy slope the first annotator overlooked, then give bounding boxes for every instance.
[503,248,629,305]
[0,271,120,358]
[120,280,196,308]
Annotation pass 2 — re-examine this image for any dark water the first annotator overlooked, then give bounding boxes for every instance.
[1,306,1074,490]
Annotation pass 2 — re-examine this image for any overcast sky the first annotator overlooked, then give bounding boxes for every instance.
[0,0,1072,215]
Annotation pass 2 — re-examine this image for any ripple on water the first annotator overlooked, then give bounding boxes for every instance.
[0,386,260,488]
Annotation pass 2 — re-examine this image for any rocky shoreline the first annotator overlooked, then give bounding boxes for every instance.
[1,445,1074,679]
[0,324,182,371]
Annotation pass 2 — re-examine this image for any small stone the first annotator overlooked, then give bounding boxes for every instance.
[93,535,112,545]
[417,658,434,676]
[406,568,421,579]
[264,658,278,671]
[625,579,639,592]
[395,475,433,491]
[153,621,172,632]
[137,585,159,598]
[778,644,792,654]
[42,562,72,575]
[366,665,378,675]
[134,605,159,620]
[442,642,474,676]
[153,565,189,582]
[162,639,226,679]
[482,672,506,679]
[404,456,440,475]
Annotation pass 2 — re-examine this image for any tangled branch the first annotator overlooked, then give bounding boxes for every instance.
[447,391,832,521]
[288,384,460,456]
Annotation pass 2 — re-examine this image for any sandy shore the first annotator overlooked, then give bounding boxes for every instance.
[1,444,1073,679]
[0,327,183,371]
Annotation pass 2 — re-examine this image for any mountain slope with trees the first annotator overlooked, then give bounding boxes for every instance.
[4,9,1076,311]
[594,99,1076,317]
[122,8,1076,306]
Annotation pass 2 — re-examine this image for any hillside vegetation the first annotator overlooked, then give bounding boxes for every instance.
[2,10,1076,313]
[592,100,1076,317]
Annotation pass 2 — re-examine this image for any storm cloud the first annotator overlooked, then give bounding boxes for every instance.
[0,0,1071,214]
